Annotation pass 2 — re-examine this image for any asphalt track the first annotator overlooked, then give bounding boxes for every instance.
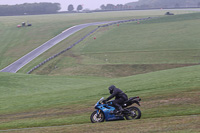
[0,21,115,73]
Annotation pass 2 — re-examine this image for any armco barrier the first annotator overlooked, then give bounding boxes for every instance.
[27,17,153,74]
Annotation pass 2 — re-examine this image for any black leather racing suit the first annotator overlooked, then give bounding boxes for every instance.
[106,87,128,111]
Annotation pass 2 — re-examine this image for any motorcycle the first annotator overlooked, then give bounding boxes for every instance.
[90,96,141,123]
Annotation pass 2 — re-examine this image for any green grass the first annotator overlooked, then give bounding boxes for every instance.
[0,65,200,130]
[1,9,200,132]
[0,9,197,70]
[23,12,200,76]
[0,10,177,70]
[76,13,200,61]
[3,116,199,133]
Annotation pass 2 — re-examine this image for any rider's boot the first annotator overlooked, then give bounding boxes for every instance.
[115,103,124,114]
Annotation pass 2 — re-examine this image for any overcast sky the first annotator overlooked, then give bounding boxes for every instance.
[0,0,138,10]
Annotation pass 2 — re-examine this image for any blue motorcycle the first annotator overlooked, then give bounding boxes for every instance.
[90,97,141,123]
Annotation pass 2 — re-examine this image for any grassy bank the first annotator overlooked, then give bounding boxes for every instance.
[0,65,200,130]
[1,9,200,132]
[21,12,200,77]
[2,116,199,133]
[0,9,196,70]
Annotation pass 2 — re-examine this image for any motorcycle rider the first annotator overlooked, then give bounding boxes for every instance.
[103,85,128,113]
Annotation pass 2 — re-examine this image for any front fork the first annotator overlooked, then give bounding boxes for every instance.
[96,109,102,118]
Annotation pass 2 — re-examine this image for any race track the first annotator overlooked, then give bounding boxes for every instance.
[0,21,114,73]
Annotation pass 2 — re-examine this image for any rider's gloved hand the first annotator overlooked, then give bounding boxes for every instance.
[102,100,107,103]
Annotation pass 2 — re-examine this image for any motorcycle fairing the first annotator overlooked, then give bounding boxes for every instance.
[96,101,124,121]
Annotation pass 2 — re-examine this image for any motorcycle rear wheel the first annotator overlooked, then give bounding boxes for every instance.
[90,111,105,123]
[125,106,141,120]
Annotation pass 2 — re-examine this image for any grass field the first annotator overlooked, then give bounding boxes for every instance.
[0,9,197,71]
[2,116,199,133]
[0,9,200,132]
[0,10,173,70]
[0,65,200,131]
[18,11,200,77]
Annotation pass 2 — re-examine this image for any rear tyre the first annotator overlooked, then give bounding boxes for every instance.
[125,106,141,120]
[90,110,105,123]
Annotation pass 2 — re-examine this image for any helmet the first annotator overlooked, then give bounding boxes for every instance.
[108,85,116,94]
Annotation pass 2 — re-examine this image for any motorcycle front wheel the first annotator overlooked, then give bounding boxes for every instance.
[90,110,105,123]
[125,106,141,120]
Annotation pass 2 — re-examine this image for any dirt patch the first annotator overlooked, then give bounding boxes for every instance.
[35,62,199,77]
[100,63,199,77]
[141,89,200,109]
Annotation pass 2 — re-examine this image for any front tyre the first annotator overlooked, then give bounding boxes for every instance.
[90,110,105,123]
[125,106,141,120]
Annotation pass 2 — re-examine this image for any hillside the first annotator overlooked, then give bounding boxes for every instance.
[24,12,200,77]
[0,11,147,70]
[0,10,179,71]
[0,64,200,131]
[0,10,200,132]
[126,0,200,8]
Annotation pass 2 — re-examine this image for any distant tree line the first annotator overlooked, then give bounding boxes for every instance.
[99,0,200,11]
[126,0,200,10]
[100,4,133,10]
[67,4,83,12]
[0,3,61,16]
